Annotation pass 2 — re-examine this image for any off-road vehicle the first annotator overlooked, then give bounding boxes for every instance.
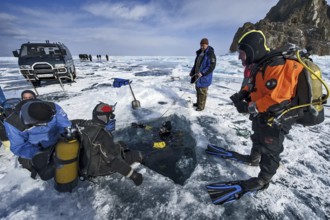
[13,41,76,86]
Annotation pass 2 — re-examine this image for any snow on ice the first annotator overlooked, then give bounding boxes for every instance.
[0,54,329,219]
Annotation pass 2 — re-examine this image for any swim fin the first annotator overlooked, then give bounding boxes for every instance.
[206,181,243,205]
[205,144,258,166]
[206,179,269,205]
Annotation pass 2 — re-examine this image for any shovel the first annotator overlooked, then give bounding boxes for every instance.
[129,81,141,109]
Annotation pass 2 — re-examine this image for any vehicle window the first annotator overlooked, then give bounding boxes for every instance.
[20,45,62,57]
[20,46,28,56]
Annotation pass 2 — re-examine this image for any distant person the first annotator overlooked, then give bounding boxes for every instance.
[89,54,92,62]
[189,38,216,111]
[21,90,37,100]
[106,54,109,61]
[72,102,143,186]
[4,100,72,180]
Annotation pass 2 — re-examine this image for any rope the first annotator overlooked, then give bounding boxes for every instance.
[158,89,189,119]
[158,76,195,119]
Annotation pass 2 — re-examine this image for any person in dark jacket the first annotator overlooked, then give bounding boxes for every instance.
[73,102,143,186]
[189,38,216,111]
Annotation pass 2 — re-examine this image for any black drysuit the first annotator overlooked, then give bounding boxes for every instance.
[73,120,142,178]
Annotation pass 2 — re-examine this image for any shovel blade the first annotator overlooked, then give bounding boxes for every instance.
[132,100,141,109]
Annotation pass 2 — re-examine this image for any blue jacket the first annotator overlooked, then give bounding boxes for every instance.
[4,103,71,159]
[190,46,216,87]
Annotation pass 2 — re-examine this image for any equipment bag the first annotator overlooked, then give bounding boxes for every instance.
[73,120,118,179]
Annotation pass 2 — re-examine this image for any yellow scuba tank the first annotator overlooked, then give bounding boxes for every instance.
[301,57,323,112]
[54,139,79,192]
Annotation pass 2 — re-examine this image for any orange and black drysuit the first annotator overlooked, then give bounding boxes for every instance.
[242,57,304,183]
[231,30,305,188]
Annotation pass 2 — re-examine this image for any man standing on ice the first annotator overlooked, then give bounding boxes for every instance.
[206,30,311,204]
[189,38,216,111]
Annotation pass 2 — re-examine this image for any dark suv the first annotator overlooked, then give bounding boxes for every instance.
[13,41,76,86]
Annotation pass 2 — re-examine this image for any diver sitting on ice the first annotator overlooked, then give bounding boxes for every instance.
[4,100,143,192]
[72,102,144,186]
[4,100,72,181]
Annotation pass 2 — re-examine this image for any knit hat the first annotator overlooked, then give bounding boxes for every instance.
[21,101,55,125]
[200,38,209,45]
[92,102,114,124]
[21,90,37,100]
[238,30,270,65]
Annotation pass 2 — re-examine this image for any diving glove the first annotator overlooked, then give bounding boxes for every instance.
[129,170,143,186]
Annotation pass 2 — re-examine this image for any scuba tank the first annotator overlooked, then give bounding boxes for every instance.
[54,139,79,192]
[295,55,325,125]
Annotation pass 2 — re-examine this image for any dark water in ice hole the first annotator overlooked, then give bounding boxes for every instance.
[113,114,197,185]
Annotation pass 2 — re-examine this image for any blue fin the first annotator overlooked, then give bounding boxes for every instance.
[206,180,270,205]
[206,181,243,205]
[205,144,258,166]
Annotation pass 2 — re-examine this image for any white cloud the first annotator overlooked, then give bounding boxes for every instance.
[82,2,153,21]
[0,0,281,56]
[0,12,17,21]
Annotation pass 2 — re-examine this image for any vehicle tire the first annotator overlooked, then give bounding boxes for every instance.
[72,70,77,79]
[67,68,76,82]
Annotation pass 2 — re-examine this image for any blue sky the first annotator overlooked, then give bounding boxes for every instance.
[0,0,280,56]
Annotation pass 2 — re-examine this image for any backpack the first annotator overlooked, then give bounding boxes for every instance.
[250,49,329,126]
[72,120,118,179]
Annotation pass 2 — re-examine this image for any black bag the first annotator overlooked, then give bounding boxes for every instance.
[73,120,120,178]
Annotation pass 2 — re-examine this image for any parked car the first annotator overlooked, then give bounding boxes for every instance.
[12,41,76,86]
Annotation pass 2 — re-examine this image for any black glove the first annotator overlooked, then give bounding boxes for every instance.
[230,93,241,104]
[130,170,143,186]
[234,101,248,113]
[230,90,250,104]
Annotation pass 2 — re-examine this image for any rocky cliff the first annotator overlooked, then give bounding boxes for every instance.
[230,0,330,55]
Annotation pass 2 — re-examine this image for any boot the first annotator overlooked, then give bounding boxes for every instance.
[240,177,269,192]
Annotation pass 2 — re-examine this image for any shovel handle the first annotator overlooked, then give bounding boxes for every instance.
[129,81,137,101]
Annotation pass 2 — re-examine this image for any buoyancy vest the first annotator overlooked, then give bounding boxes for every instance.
[245,49,329,126]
